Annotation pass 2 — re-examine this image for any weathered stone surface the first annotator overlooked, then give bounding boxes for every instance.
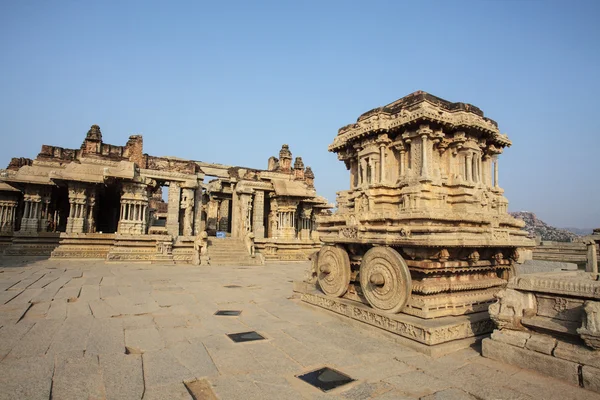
[491,329,531,348]
[99,353,144,400]
[482,338,580,386]
[125,327,164,354]
[384,371,452,397]
[87,318,125,355]
[52,355,106,400]
[142,349,195,387]
[184,379,219,400]
[525,333,556,355]
[7,319,62,358]
[47,316,93,355]
[553,340,600,369]
[168,342,219,378]
[420,388,477,400]
[582,366,600,393]
[0,355,53,400]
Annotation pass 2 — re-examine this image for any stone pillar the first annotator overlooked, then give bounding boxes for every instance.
[65,182,88,234]
[86,187,97,233]
[118,182,149,235]
[219,199,229,232]
[193,187,203,235]
[360,158,367,186]
[207,198,219,234]
[399,149,406,177]
[181,188,194,236]
[494,157,499,188]
[19,186,46,234]
[379,145,385,183]
[239,193,253,236]
[0,202,16,234]
[587,241,598,274]
[252,191,265,239]
[166,182,181,236]
[466,153,473,183]
[421,135,429,179]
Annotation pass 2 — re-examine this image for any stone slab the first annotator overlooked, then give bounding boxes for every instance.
[582,365,600,393]
[298,287,494,347]
[525,333,557,355]
[52,355,106,400]
[553,341,600,369]
[482,338,580,386]
[99,353,144,400]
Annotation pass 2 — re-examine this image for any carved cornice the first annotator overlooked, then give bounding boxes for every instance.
[330,101,509,152]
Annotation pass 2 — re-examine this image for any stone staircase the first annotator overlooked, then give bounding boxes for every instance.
[207,237,263,266]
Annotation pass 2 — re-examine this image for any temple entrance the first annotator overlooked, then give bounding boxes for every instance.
[50,186,69,232]
[96,183,121,233]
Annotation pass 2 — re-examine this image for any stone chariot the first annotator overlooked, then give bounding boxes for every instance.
[314,91,535,319]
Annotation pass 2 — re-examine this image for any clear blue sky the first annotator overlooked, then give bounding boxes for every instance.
[1,1,598,229]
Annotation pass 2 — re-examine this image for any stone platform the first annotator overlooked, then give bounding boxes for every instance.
[0,258,598,400]
[3,232,60,256]
[483,270,600,393]
[293,283,493,357]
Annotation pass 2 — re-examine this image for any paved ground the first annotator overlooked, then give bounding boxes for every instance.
[0,258,598,400]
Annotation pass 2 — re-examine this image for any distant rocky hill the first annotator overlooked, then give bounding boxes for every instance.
[509,211,579,242]
[562,227,594,236]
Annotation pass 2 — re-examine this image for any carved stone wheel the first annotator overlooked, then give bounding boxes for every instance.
[317,245,351,297]
[360,246,412,314]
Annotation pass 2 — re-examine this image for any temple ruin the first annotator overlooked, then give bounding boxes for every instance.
[0,125,331,263]
[295,91,536,353]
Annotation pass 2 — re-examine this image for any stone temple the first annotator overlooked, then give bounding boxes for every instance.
[0,125,331,263]
[296,90,536,354]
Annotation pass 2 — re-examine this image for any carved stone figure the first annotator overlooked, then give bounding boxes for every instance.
[488,288,537,330]
[578,300,600,350]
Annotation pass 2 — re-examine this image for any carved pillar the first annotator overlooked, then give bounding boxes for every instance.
[379,145,386,183]
[466,153,473,182]
[86,186,97,233]
[19,186,46,233]
[587,241,599,274]
[238,193,253,236]
[118,182,149,235]
[399,149,405,177]
[0,201,16,234]
[166,182,181,236]
[219,199,229,232]
[252,190,265,239]
[193,187,203,235]
[349,160,358,189]
[180,188,194,236]
[494,157,499,188]
[65,182,88,234]
[206,197,219,234]
[360,158,367,186]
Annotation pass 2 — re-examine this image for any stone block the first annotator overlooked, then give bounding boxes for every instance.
[420,388,477,400]
[99,353,144,400]
[52,355,106,400]
[482,338,580,386]
[525,333,557,355]
[516,260,577,275]
[124,327,164,354]
[142,349,195,388]
[553,340,600,369]
[582,366,600,393]
[383,371,452,397]
[490,329,530,348]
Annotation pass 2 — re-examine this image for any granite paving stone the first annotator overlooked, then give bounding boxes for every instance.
[52,355,106,400]
[99,353,144,400]
[0,259,598,400]
[125,327,164,354]
[0,354,54,400]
